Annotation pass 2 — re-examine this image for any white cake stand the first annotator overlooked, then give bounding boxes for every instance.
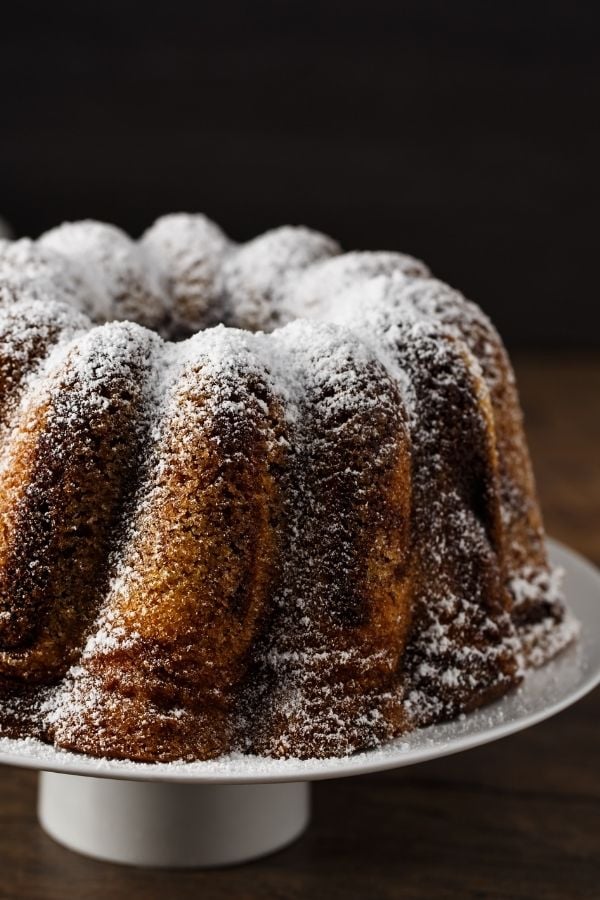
[1,539,599,868]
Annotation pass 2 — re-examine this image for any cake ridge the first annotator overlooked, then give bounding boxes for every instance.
[242,318,413,756]
[0,319,161,682]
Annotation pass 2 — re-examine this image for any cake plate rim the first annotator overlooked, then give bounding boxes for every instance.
[0,537,598,785]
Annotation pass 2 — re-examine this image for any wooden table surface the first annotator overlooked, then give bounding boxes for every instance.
[0,353,598,900]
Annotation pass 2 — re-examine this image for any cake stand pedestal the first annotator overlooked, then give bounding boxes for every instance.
[38,773,310,867]
[0,540,599,869]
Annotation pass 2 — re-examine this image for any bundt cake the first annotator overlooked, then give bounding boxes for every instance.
[0,214,577,762]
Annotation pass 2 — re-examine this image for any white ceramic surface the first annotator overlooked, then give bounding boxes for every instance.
[0,539,598,784]
[38,774,310,867]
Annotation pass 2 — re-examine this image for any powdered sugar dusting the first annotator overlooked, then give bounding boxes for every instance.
[0,239,90,310]
[0,213,579,764]
[221,225,340,332]
[40,220,168,332]
[140,213,233,334]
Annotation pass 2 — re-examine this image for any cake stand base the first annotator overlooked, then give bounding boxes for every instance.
[38,771,310,867]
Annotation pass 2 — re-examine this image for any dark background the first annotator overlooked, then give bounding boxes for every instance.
[2,1,599,347]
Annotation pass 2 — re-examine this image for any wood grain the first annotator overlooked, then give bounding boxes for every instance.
[0,354,598,900]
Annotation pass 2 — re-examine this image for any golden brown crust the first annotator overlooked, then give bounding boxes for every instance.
[394,329,520,725]
[0,323,155,683]
[48,337,288,761]
[405,282,564,638]
[248,325,413,758]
